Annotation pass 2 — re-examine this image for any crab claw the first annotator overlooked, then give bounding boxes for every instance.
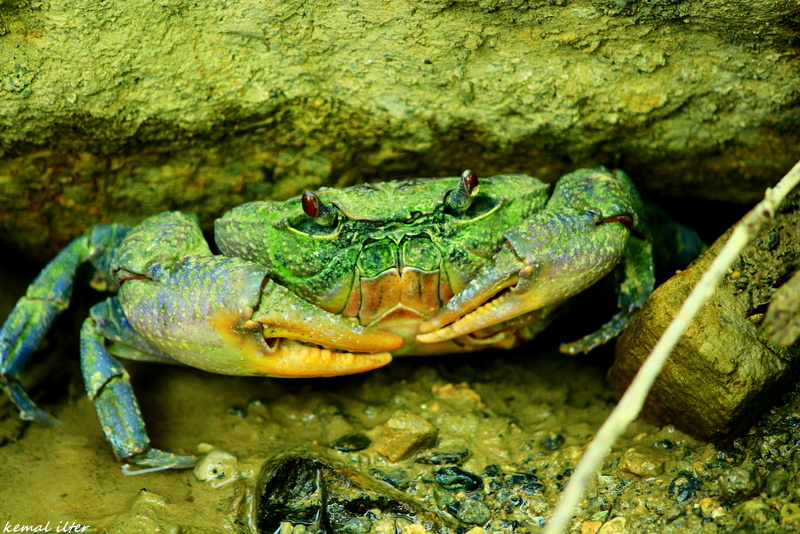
[417,208,633,343]
[118,256,403,378]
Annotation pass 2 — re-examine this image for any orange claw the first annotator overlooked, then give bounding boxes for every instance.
[243,340,394,378]
[228,280,403,377]
[120,256,402,379]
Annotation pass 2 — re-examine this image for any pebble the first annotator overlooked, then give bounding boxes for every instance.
[765,468,790,497]
[618,446,667,476]
[452,495,491,525]
[330,433,371,452]
[372,411,437,461]
[737,498,770,523]
[668,471,701,503]
[718,463,763,501]
[507,473,543,495]
[433,466,482,492]
[780,502,800,524]
[193,449,239,488]
[369,467,411,490]
[341,517,372,534]
[415,449,470,465]
[597,516,626,534]
[544,434,565,451]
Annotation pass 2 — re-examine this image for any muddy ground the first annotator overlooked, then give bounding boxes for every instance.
[2,242,800,534]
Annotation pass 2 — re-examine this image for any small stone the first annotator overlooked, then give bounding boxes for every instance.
[400,524,427,534]
[765,468,790,497]
[737,498,770,523]
[433,486,456,509]
[580,521,602,534]
[780,502,800,524]
[544,434,565,451]
[372,518,397,534]
[433,466,482,492]
[451,495,491,525]
[507,473,543,494]
[373,411,437,461]
[330,433,371,453]
[718,463,763,502]
[597,516,626,534]
[698,497,720,513]
[464,528,488,534]
[415,449,470,465]
[431,382,483,404]
[341,517,372,534]
[668,471,701,503]
[369,468,411,490]
[193,449,238,487]
[618,446,667,476]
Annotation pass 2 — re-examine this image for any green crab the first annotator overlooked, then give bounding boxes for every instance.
[0,167,654,473]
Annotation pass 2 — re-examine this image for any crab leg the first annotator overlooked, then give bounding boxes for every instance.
[417,168,654,352]
[0,224,129,422]
[81,301,196,473]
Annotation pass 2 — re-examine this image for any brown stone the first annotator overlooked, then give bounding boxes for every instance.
[609,201,800,442]
[618,446,668,477]
[372,411,438,462]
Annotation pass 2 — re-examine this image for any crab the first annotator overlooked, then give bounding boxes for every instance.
[0,166,654,473]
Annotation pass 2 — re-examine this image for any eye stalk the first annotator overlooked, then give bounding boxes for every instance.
[301,191,337,226]
[445,169,480,213]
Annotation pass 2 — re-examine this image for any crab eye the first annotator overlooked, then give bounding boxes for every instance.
[445,169,480,213]
[302,191,321,218]
[462,169,478,194]
[300,190,337,227]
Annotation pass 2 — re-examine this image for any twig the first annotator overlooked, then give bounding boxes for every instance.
[542,159,800,534]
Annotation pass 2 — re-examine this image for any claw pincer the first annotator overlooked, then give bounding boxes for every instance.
[418,168,648,345]
[113,213,400,378]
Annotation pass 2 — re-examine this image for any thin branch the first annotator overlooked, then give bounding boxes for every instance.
[542,159,800,534]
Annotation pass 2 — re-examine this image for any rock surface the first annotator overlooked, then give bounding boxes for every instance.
[1,0,799,257]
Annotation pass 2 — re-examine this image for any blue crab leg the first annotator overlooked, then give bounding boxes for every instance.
[0,225,129,422]
[81,301,196,473]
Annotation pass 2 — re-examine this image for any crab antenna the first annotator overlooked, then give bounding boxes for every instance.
[301,191,337,226]
[444,169,479,213]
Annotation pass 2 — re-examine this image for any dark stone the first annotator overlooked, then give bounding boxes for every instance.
[329,433,371,453]
[433,466,483,492]
[507,473,544,495]
[255,450,460,534]
[415,449,470,465]
[543,434,565,451]
[368,468,411,490]
[450,495,491,526]
[668,471,702,503]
